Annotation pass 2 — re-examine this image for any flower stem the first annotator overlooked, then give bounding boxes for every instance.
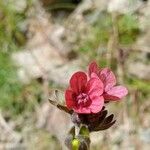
[75,124,80,137]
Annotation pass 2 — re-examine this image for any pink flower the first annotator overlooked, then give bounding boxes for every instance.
[88,62,128,101]
[65,71,104,114]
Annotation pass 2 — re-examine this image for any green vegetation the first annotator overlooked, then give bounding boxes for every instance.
[79,13,112,53]
[79,13,139,53]
[0,0,38,116]
[0,50,42,116]
[0,1,26,50]
[118,14,139,45]
[127,77,150,94]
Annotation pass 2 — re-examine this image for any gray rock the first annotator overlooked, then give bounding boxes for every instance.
[128,61,150,80]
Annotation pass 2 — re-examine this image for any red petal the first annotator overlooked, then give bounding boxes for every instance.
[103,86,128,101]
[86,76,104,96]
[70,71,87,94]
[65,89,76,109]
[73,107,91,114]
[88,96,104,113]
[88,61,99,77]
[73,96,104,114]
[99,68,116,92]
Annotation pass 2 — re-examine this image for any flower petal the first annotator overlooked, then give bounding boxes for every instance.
[70,71,87,94]
[73,95,104,114]
[88,96,104,113]
[86,76,104,96]
[90,72,99,79]
[88,61,99,77]
[99,68,116,92]
[73,107,91,114]
[103,86,128,101]
[65,89,76,109]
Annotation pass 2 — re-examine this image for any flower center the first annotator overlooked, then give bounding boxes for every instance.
[77,93,90,106]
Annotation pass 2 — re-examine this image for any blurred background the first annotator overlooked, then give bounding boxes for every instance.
[0,0,150,149]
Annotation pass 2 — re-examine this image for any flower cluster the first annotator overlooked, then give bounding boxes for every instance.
[65,61,128,114]
[49,61,128,149]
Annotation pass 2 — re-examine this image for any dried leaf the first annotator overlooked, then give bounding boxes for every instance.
[48,99,73,114]
[94,120,116,131]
